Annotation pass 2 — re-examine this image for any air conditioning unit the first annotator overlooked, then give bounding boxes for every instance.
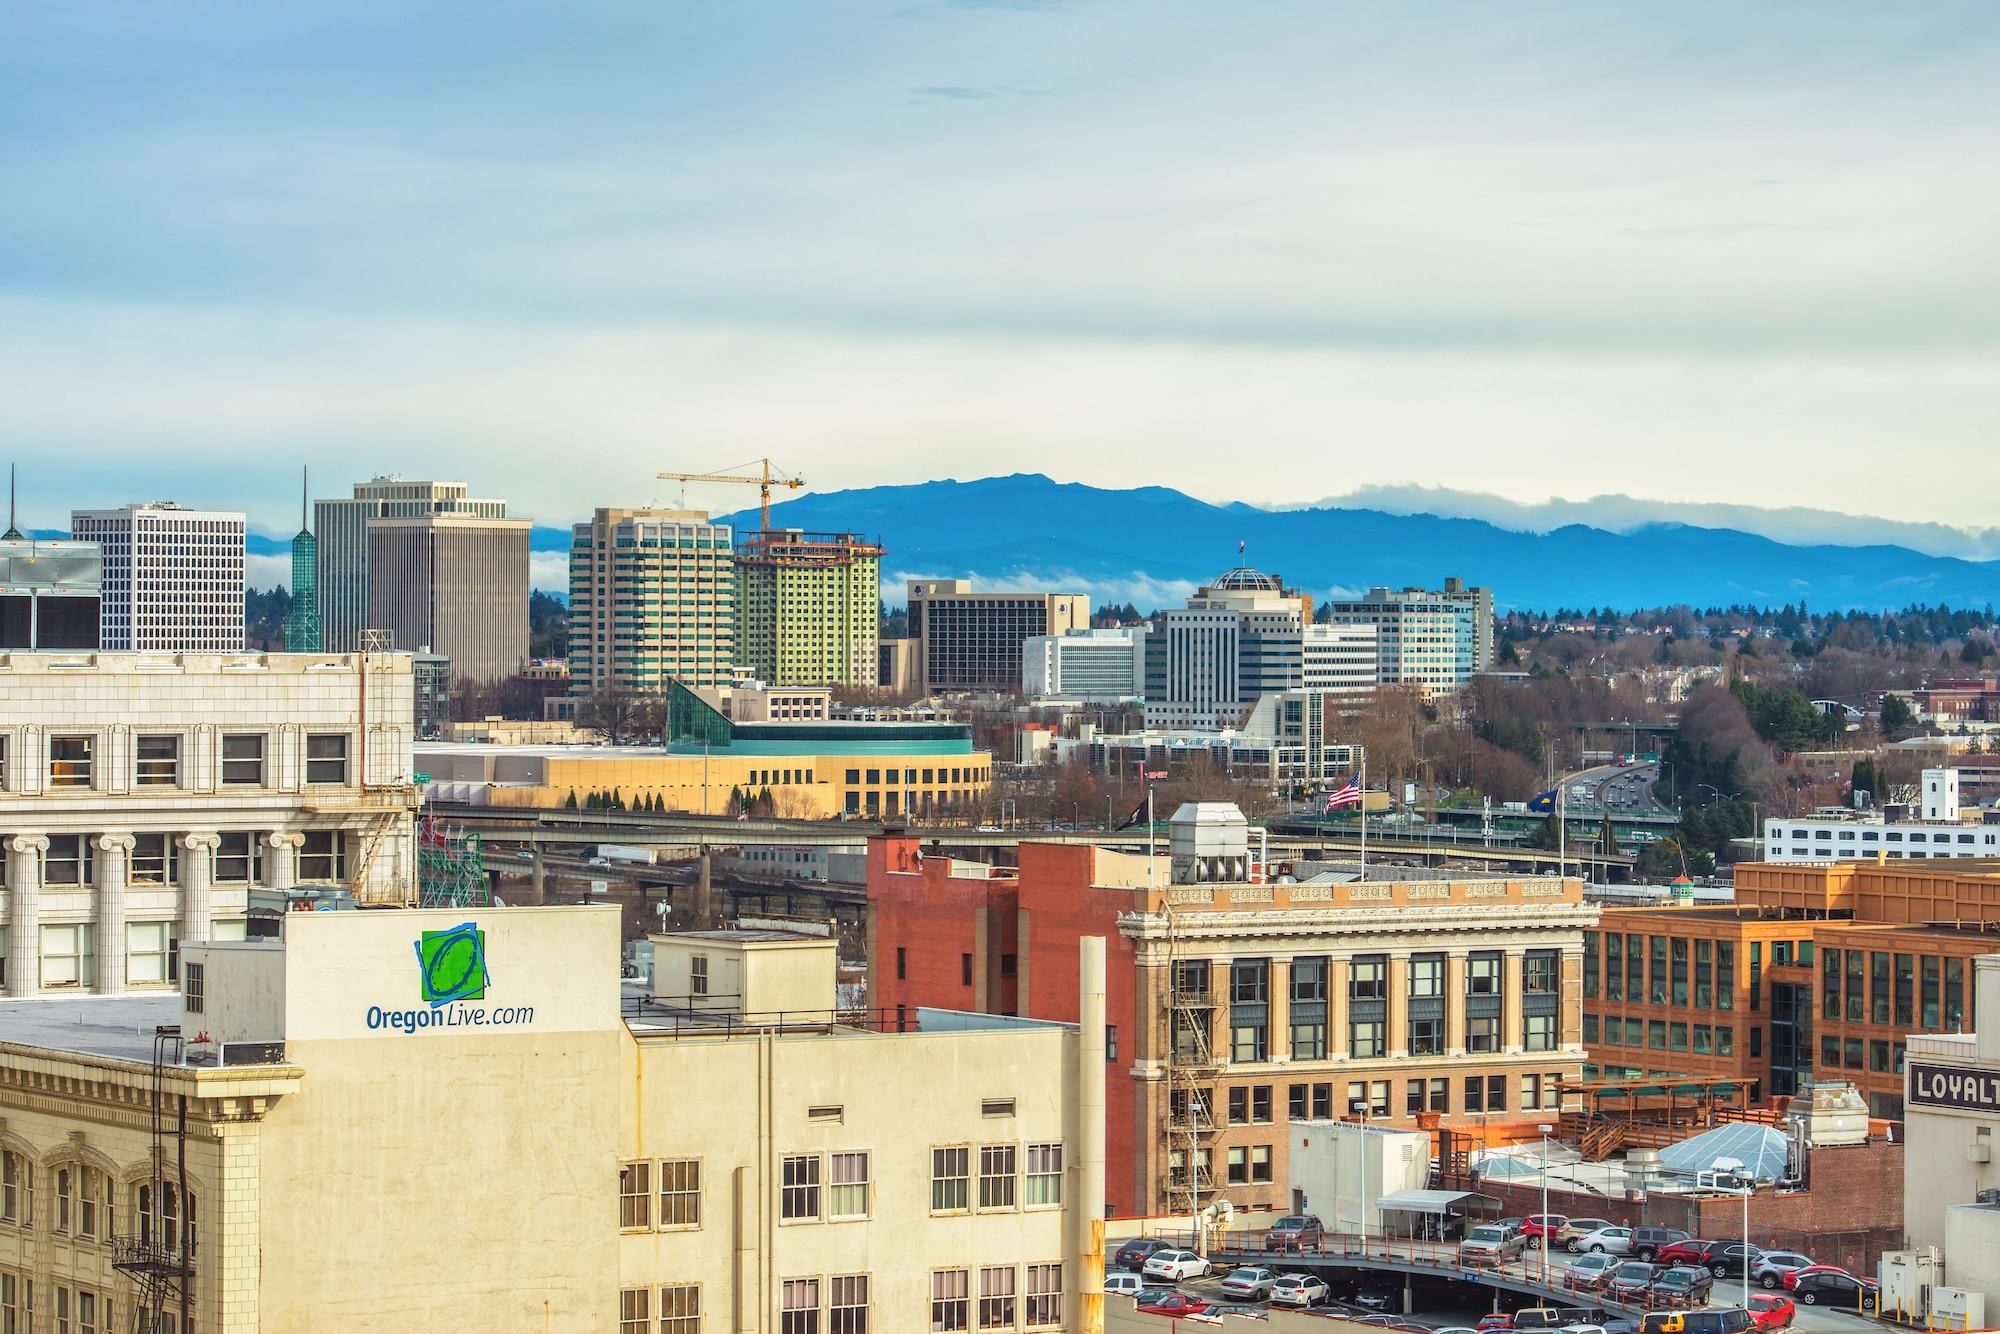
[1969,1143,1992,1164]
[1976,1187,2000,1205]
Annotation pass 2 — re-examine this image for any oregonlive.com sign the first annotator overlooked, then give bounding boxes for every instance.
[1908,1062,2000,1114]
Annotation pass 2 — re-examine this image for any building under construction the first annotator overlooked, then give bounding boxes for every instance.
[734,529,884,688]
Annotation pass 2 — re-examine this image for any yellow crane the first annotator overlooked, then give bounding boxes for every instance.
[656,459,805,534]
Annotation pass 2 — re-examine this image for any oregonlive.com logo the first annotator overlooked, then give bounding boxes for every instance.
[364,922,537,1034]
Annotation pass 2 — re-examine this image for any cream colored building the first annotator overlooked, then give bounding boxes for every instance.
[366,510,532,683]
[1903,952,2000,1312]
[569,508,737,696]
[0,651,418,997]
[0,908,1105,1332]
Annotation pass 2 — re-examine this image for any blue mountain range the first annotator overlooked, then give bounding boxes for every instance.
[708,473,2000,614]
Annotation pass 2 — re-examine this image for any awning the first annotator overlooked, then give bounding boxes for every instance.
[1376,1188,1503,1215]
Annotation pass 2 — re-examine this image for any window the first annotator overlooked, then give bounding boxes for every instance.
[931,1146,970,1212]
[1351,1018,1385,1058]
[1582,1012,1600,1044]
[1350,955,1387,999]
[896,948,907,980]
[1410,954,1444,997]
[299,830,345,882]
[1230,959,1269,1062]
[135,1180,194,1254]
[1,1149,30,1225]
[619,1289,651,1334]
[978,1144,1016,1209]
[1466,1016,1500,1053]
[1486,1074,1507,1111]
[690,955,709,998]
[221,734,266,785]
[1524,951,1558,994]
[1410,1016,1443,1055]
[305,733,349,784]
[40,924,93,989]
[931,1269,970,1332]
[1604,933,1623,1001]
[1468,953,1501,994]
[660,1158,701,1227]
[214,832,261,884]
[1524,1014,1556,1052]
[183,961,204,1014]
[1025,1264,1061,1328]
[1648,1019,1667,1050]
[1017,1142,1062,1209]
[978,1267,1016,1329]
[1465,1075,1485,1112]
[0,1273,26,1334]
[131,834,178,885]
[781,1154,821,1220]
[829,1275,869,1334]
[49,735,94,787]
[1229,1086,1250,1124]
[1251,1144,1273,1182]
[1289,956,1328,1058]
[619,1160,652,1229]
[126,923,170,986]
[829,1152,868,1219]
[783,1277,822,1334]
[661,1284,702,1334]
[1227,1145,1249,1184]
[44,834,93,886]
[961,953,973,987]
[135,735,180,787]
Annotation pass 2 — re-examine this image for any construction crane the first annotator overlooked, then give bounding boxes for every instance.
[656,459,805,534]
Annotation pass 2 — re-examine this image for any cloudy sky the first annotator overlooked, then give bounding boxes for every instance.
[4,1,1998,544]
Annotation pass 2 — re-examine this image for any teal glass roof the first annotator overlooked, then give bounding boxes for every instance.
[667,682,975,756]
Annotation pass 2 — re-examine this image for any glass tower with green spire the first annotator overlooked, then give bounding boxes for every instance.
[283,468,323,651]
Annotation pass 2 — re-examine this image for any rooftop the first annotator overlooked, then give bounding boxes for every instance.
[0,993,185,1065]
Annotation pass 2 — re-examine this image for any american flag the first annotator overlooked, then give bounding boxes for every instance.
[1324,776,1363,810]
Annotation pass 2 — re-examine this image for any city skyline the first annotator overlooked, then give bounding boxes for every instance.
[4,2,2000,531]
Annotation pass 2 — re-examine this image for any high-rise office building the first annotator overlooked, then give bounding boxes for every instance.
[366,511,531,683]
[1143,566,1337,731]
[905,579,1089,694]
[0,538,101,649]
[1321,582,1488,696]
[567,508,736,696]
[734,529,882,687]
[283,470,322,651]
[70,502,246,651]
[314,478,508,652]
[1022,627,1148,701]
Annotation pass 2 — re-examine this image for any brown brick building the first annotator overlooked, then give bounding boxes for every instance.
[1583,861,1996,1117]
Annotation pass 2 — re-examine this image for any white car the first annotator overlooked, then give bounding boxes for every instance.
[1270,1274,1329,1307]
[1143,1249,1211,1281]
[1575,1226,1635,1255]
[1104,1272,1143,1298]
[1217,1267,1276,1300]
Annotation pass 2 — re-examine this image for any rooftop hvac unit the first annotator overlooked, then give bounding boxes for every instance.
[1976,1187,2000,1205]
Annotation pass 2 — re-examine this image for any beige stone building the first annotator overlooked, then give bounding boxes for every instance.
[366,510,532,683]
[567,508,737,696]
[0,907,1105,1331]
[0,652,418,997]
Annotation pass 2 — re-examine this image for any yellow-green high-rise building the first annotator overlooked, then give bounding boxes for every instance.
[734,529,883,687]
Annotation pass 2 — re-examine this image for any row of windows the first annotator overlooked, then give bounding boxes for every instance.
[617,1144,1062,1234]
[0,1274,126,1334]
[0,1151,195,1251]
[1773,826,1993,845]
[2,831,345,890]
[631,1263,1062,1334]
[1819,948,1969,1029]
[1584,1014,1738,1056]
[0,921,212,990]
[18,732,347,792]
[1583,932,1737,1008]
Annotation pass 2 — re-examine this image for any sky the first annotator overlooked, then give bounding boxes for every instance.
[4,1,2000,556]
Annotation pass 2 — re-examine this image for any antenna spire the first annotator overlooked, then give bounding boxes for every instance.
[301,465,309,532]
[3,464,20,541]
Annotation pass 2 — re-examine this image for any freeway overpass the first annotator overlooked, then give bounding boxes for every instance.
[427,803,1637,878]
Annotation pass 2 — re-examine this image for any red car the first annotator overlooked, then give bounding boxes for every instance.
[1748,1293,1796,1331]
[1138,1294,1211,1318]
[1653,1239,1718,1268]
[1782,1264,1850,1291]
[1522,1214,1568,1247]
[1476,1316,1514,1331]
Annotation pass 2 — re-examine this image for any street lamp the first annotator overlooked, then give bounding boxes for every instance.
[1708,1158,1754,1308]
[1537,1123,1555,1286]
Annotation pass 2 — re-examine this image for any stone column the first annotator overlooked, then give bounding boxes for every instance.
[94,834,135,994]
[1268,957,1292,1062]
[1503,949,1527,1055]
[180,833,220,945]
[265,832,304,893]
[1445,952,1468,1056]
[6,836,48,997]
[1328,955,1351,1060]
[1562,949,1585,1051]
[1387,954,1411,1059]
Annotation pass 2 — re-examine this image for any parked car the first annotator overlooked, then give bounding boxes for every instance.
[1270,1274,1329,1308]
[1435,1326,1481,1334]
[1265,1213,1325,1252]
[1104,1272,1144,1298]
[1512,1309,1566,1332]
[1747,1293,1796,1331]
[1557,1307,1615,1327]
[1196,1304,1271,1323]
[1524,1214,1569,1248]
[1749,1252,1816,1290]
[1462,1224,1530,1262]
[1144,1249,1211,1281]
[1559,1218,1617,1252]
[1353,1290,1399,1313]
[1781,1264,1852,1292]
[1701,1243,1764,1280]
[1114,1237,1175,1272]
[1475,1315,1514,1331]
[1138,1293,1212,1318]
[1576,1226,1636,1256]
[1495,1217,1528,1237]
[1133,1287,1178,1308]
[1792,1271,1878,1310]
[1648,1266,1714,1306]
[1566,1253,1622,1290]
[1218,1267,1278,1301]
[1631,1227,1692,1263]
[1606,1261,1659,1300]
[1562,1325,1608,1334]
[1675,1311,1754,1334]
[1653,1240,1723,1268]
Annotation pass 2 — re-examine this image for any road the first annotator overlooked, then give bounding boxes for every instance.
[1559,762,1676,820]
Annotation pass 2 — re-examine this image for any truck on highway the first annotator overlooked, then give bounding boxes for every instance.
[591,844,657,865]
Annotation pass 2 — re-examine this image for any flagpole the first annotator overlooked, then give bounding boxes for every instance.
[1359,751,1367,882]
[1557,780,1566,880]
[1147,784,1156,887]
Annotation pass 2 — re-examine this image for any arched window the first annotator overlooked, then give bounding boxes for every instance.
[0,1150,31,1227]
[136,1181,197,1255]
[52,1163,113,1241]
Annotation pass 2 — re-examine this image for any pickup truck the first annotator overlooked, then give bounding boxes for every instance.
[1461,1224,1529,1263]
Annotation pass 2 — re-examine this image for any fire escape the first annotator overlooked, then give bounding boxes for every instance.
[1163,942,1221,1217]
[113,1028,196,1332]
